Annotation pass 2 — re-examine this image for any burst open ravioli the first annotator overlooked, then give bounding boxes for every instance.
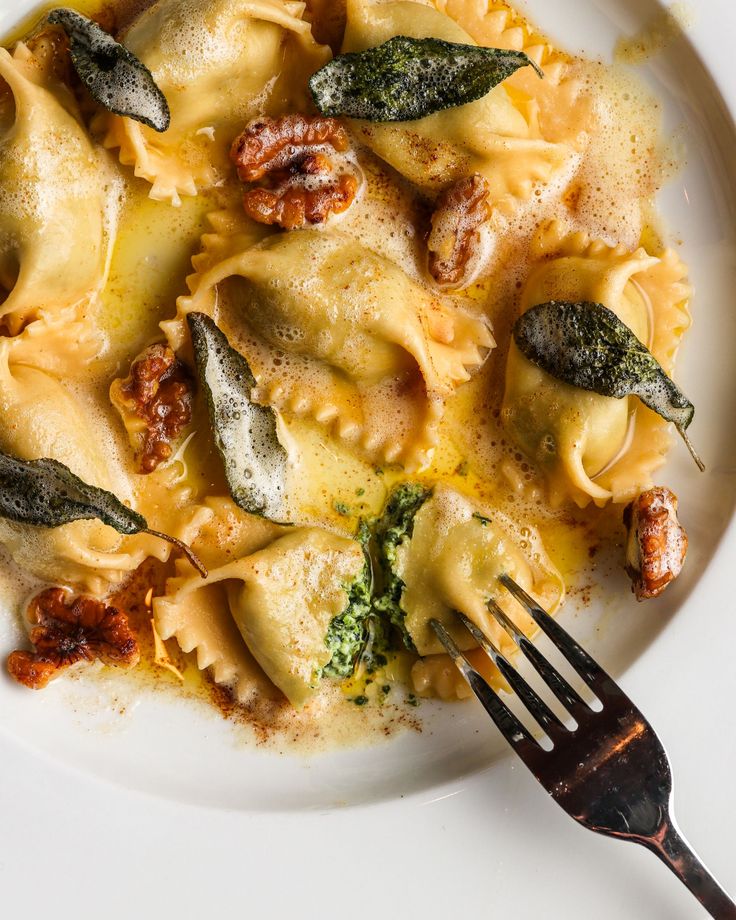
[393,485,564,657]
[0,0,695,743]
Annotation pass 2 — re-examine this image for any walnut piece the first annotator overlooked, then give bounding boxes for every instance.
[7,588,140,690]
[230,114,351,181]
[427,174,491,289]
[111,343,193,474]
[623,487,688,602]
[230,114,360,230]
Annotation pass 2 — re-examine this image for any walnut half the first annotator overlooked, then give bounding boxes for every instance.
[623,487,688,601]
[230,114,360,230]
[110,343,193,474]
[7,588,140,689]
[427,174,491,289]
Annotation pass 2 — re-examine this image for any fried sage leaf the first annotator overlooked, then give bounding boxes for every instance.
[0,450,206,576]
[513,301,704,471]
[309,36,543,122]
[187,313,289,521]
[48,8,170,132]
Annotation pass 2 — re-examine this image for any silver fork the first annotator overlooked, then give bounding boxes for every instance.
[430,574,736,919]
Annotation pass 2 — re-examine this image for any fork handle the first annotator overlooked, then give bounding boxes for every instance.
[644,820,736,918]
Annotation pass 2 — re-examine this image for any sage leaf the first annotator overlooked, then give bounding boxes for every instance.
[309,36,543,122]
[514,301,704,471]
[0,452,145,532]
[0,450,207,576]
[187,313,289,521]
[48,8,170,132]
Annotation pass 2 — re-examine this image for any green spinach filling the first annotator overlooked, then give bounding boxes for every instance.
[320,485,431,680]
[372,483,431,650]
[321,557,373,679]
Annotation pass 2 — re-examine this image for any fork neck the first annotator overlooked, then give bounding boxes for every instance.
[641,818,736,919]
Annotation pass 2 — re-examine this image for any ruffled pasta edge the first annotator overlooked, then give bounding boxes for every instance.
[94,0,327,206]
[167,207,491,471]
[437,0,569,83]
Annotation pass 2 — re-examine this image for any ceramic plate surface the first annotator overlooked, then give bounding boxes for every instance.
[0,1,735,917]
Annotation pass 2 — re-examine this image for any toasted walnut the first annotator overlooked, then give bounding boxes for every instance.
[231,114,351,180]
[242,173,359,229]
[230,114,360,230]
[623,487,688,602]
[427,174,491,289]
[7,588,140,690]
[111,344,193,474]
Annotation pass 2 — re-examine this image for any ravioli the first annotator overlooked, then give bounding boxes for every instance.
[175,222,492,470]
[154,497,285,703]
[155,498,365,708]
[99,0,329,205]
[225,528,366,707]
[342,0,574,208]
[0,41,110,335]
[502,221,691,508]
[0,348,143,592]
[393,484,563,656]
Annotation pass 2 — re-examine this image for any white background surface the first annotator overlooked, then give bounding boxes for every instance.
[1,0,735,917]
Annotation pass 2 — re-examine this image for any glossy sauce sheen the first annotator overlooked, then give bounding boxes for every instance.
[0,0,687,749]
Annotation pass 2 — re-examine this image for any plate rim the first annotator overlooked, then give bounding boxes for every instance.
[0,0,734,821]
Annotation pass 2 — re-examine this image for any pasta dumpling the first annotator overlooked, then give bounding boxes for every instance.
[2,302,106,373]
[155,500,365,708]
[0,0,695,724]
[154,497,284,703]
[224,529,365,707]
[0,42,110,335]
[502,221,691,508]
[0,347,198,593]
[176,222,492,469]
[0,348,136,591]
[342,0,573,206]
[100,0,329,204]
[392,484,563,656]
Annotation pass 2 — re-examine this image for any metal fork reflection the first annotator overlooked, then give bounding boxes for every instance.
[430,574,736,918]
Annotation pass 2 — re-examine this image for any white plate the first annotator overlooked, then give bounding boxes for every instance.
[1,0,735,916]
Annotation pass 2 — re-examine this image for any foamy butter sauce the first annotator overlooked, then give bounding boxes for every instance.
[0,0,684,747]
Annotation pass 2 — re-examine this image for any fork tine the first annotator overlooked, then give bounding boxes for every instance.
[455,611,568,739]
[499,574,615,695]
[487,598,590,718]
[429,619,541,755]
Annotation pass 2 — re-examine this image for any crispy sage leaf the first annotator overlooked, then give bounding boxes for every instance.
[0,450,207,576]
[514,301,704,471]
[48,8,170,132]
[309,36,543,122]
[187,313,289,521]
